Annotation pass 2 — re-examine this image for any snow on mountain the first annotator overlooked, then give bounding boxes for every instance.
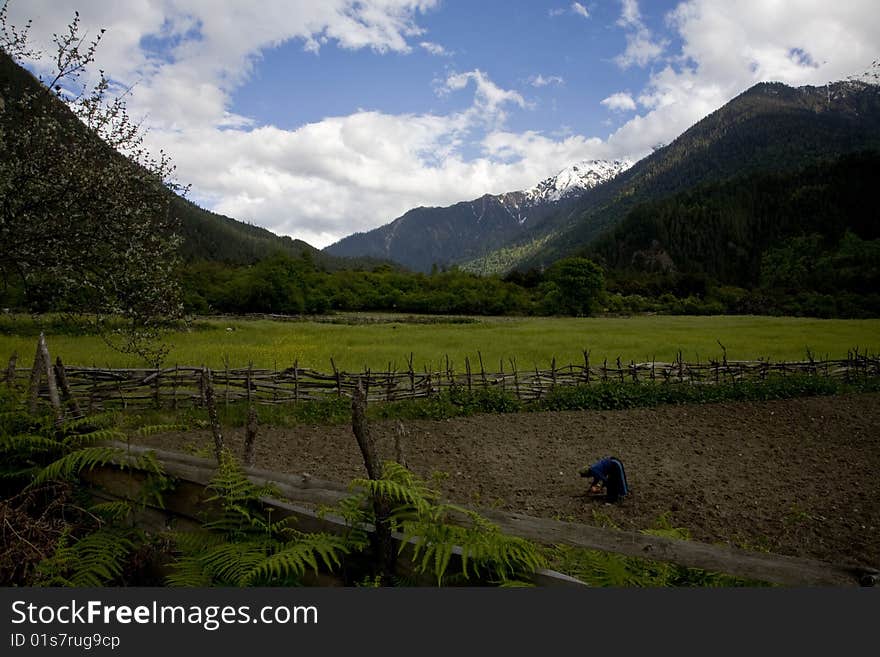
[522,159,633,205]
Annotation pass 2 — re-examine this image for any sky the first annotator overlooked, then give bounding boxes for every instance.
[8,0,879,248]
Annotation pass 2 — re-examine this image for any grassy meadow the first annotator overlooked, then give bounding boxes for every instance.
[1,314,878,372]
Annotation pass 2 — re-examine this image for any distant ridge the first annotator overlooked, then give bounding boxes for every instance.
[324,159,631,272]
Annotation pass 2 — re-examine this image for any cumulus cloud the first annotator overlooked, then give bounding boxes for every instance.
[604,0,880,160]
[614,0,665,68]
[601,92,637,111]
[8,0,880,248]
[9,0,440,130]
[529,74,565,88]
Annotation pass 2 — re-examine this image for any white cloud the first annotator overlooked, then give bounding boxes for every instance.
[601,92,637,111]
[604,0,880,160]
[614,0,665,68]
[618,0,641,27]
[548,8,567,18]
[442,69,528,119]
[529,74,565,88]
[8,0,880,249]
[8,0,441,130]
[571,3,590,19]
[419,40,451,56]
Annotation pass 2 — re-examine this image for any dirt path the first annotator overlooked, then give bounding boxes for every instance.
[137,393,880,569]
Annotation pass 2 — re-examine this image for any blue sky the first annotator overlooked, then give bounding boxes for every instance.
[10,0,879,247]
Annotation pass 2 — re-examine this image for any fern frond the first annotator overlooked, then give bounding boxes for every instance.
[130,450,165,477]
[164,556,213,587]
[89,501,133,522]
[36,528,134,587]
[30,446,126,487]
[64,429,127,449]
[351,477,433,514]
[242,533,350,586]
[61,412,119,433]
[168,530,229,556]
[199,540,273,585]
[0,433,62,454]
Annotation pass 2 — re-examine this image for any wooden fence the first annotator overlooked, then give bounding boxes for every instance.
[9,348,880,410]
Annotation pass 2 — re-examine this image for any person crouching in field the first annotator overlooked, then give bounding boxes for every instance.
[579,457,629,503]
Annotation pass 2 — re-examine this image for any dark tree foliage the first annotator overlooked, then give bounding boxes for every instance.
[590,151,880,317]
[540,258,605,316]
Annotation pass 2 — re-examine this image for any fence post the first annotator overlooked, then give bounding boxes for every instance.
[172,365,179,410]
[27,336,44,415]
[40,333,64,425]
[152,365,161,409]
[88,365,97,414]
[54,356,81,417]
[4,351,16,388]
[351,380,396,584]
[551,357,557,389]
[331,358,342,397]
[202,367,224,464]
[293,359,300,403]
[386,362,395,402]
[478,350,487,388]
[465,357,472,392]
[223,355,230,409]
[114,366,127,409]
[407,353,415,395]
[510,357,520,400]
[34,333,63,425]
[583,349,590,385]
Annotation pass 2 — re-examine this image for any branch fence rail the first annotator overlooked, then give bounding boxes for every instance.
[7,349,879,411]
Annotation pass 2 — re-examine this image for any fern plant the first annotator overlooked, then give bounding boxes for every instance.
[335,461,547,586]
[0,390,177,586]
[34,525,138,587]
[165,453,351,587]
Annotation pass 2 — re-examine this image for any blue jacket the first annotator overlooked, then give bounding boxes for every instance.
[585,457,628,497]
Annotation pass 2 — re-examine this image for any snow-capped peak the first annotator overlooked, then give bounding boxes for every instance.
[523,159,633,205]
[847,59,880,86]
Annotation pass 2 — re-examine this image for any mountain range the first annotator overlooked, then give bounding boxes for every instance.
[326,76,880,277]
[5,45,879,290]
[324,159,632,272]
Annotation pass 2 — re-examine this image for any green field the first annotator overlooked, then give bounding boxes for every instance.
[1,314,878,372]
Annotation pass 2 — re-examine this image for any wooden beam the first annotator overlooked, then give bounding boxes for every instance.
[474,508,866,587]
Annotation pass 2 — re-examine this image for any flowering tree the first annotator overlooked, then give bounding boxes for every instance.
[0,2,185,363]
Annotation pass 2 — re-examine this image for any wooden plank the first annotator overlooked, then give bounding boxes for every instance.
[474,508,865,587]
